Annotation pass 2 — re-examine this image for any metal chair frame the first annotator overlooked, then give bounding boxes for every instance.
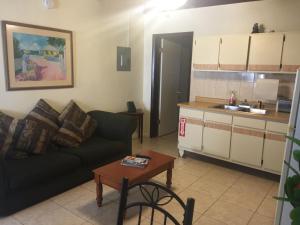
[117,177,195,225]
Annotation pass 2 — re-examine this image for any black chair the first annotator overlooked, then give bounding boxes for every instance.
[117,178,195,225]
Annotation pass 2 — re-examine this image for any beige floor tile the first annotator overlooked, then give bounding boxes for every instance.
[13,200,59,224]
[194,215,227,225]
[219,186,266,211]
[232,174,274,196]
[257,196,278,218]
[179,188,218,214]
[0,217,22,225]
[199,169,241,187]
[248,213,274,225]
[23,207,85,225]
[268,182,280,197]
[205,200,254,225]
[189,178,230,199]
[52,186,94,206]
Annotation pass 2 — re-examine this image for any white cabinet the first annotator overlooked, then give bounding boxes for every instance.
[193,36,220,70]
[248,33,284,71]
[178,108,204,151]
[231,117,266,167]
[263,121,287,173]
[281,32,300,72]
[263,133,285,173]
[219,35,250,71]
[202,112,232,158]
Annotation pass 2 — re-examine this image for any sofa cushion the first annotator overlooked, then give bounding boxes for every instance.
[59,100,97,141]
[60,136,126,166]
[52,120,83,147]
[4,152,81,190]
[26,99,60,135]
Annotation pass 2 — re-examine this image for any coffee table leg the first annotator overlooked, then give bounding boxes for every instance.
[166,167,173,188]
[95,175,103,207]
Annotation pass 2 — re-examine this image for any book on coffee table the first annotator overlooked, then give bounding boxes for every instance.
[121,156,149,168]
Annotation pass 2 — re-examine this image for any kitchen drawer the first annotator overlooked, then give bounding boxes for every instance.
[233,116,265,130]
[266,121,288,134]
[180,108,204,119]
[204,112,232,124]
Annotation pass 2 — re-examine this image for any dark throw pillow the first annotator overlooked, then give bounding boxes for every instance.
[0,112,51,160]
[0,112,30,159]
[15,120,51,155]
[26,99,60,135]
[59,100,97,141]
[52,120,83,147]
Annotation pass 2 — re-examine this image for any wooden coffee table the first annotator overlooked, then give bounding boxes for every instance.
[93,150,176,207]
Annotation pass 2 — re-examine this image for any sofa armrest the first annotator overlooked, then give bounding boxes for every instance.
[88,110,137,143]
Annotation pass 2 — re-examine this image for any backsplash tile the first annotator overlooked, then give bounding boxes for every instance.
[191,71,296,102]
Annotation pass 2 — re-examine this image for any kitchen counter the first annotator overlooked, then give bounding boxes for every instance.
[178,101,290,123]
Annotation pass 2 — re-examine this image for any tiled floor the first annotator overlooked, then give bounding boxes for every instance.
[0,134,279,225]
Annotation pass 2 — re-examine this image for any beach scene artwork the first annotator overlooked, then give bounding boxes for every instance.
[13,32,66,82]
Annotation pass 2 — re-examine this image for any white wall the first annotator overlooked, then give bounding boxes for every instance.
[0,0,144,117]
[143,0,300,135]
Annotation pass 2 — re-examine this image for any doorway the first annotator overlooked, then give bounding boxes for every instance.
[150,32,193,138]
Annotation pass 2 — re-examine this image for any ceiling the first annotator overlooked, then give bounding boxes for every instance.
[181,0,262,9]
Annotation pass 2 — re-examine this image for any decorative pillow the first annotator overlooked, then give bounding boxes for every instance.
[26,99,60,135]
[0,112,51,159]
[59,100,97,141]
[0,112,29,159]
[0,112,19,159]
[15,120,51,155]
[52,120,83,147]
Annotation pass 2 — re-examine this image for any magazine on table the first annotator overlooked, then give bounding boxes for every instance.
[121,156,149,168]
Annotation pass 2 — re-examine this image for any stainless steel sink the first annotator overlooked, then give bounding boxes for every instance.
[210,104,267,114]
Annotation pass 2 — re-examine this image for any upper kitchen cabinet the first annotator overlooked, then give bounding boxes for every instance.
[219,35,250,71]
[193,36,220,70]
[281,32,300,73]
[248,33,284,72]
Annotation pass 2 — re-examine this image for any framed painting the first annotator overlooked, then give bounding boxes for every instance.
[1,21,74,90]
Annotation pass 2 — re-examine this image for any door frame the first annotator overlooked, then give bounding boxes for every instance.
[150,32,194,138]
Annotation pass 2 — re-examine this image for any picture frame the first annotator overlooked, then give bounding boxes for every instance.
[1,21,74,91]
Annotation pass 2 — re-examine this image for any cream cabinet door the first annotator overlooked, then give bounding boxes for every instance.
[193,36,220,70]
[263,132,286,173]
[231,126,264,167]
[178,122,203,151]
[219,35,250,71]
[178,108,204,151]
[248,33,284,71]
[281,32,300,72]
[202,112,232,158]
[203,123,231,158]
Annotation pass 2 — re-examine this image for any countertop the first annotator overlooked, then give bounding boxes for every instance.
[178,101,290,123]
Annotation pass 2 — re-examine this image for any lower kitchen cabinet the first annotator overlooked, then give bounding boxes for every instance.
[263,134,285,173]
[203,124,231,158]
[178,108,204,151]
[202,112,232,158]
[231,126,265,167]
[178,122,203,151]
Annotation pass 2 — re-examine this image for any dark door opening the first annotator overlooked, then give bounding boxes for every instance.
[150,32,193,138]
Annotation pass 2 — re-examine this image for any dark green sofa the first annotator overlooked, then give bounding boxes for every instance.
[0,110,137,216]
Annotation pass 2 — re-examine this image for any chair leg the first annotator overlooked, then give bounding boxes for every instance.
[117,178,129,225]
[183,198,195,225]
